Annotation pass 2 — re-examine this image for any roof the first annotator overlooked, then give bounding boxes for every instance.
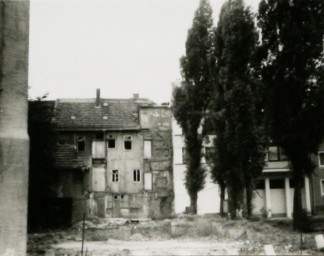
[53,97,155,130]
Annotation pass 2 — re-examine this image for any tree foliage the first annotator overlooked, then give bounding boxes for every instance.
[28,96,57,230]
[211,0,265,218]
[172,0,214,213]
[258,0,324,229]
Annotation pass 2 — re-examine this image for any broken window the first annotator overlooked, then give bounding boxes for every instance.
[77,136,85,151]
[108,139,115,148]
[124,136,132,150]
[112,170,119,182]
[133,169,140,182]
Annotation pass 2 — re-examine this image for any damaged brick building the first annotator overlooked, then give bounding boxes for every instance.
[49,89,173,223]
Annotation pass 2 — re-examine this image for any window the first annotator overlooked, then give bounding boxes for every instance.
[108,139,115,148]
[320,180,324,196]
[124,136,132,150]
[144,140,152,159]
[133,169,140,182]
[318,152,324,167]
[77,136,85,151]
[267,146,288,161]
[112,170,119,182]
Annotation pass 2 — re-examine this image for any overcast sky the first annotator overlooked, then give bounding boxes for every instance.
[28,0,259,104]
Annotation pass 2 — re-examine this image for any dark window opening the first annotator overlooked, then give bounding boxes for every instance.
[125,141,132,150]
[108,139,115,148]
[270,179,284,189]
[133,169,140,182]
[77,137,85,151]
[112,170,118,182]
[120,195,124,199]
[319,152,324,166]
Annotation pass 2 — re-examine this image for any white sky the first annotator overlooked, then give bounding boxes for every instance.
[28,0,259,104]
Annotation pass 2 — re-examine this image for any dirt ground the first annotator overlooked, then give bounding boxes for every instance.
[27,215,324,255]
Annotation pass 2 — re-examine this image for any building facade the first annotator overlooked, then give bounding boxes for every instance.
[49,90,173,223]
[173,120,316,218]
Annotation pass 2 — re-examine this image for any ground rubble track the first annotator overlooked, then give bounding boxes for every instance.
[49,239,241,256]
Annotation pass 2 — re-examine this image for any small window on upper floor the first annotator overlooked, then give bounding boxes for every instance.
[124,136,132,150]
[318,152,324,167]
[77,136,85,151]
[108,139,115,148]
[133,169,141,182]
[267,146,288,161]
[112,170,119,182]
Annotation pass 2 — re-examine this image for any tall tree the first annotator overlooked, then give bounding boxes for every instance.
[212,0,265,218]
[258,0,324,230]
[172,0,214,214]
[28,96,58,230]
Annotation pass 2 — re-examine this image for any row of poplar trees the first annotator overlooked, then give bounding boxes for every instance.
[172,0,324,230]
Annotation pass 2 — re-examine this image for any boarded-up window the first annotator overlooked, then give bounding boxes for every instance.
[92,141,105,158]
[144,173,152,190]
[92,167,105,191]
[144,140,152,159]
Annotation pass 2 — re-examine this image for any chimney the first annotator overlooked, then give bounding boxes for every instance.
[133,93,139,100]
[96,88,100,107]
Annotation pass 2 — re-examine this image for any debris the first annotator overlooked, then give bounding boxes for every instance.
[264,244,276,255]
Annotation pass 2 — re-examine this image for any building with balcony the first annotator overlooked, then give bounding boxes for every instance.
[49,90,173,223]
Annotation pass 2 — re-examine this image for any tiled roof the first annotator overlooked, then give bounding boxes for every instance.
[53,144,91,169]
[53,98,154,130]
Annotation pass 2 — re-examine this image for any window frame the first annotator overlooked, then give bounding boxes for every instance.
[318,152,324,168]
[77,136,86,152]
[112,170,119,182]
[124,135,132,150]
[133,169,141,182]
[267,146,288,162]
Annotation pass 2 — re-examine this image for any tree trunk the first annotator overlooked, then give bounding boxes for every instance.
[220,185,225,217]
[245,179,253,218]
[189,193,198,214]
[228,185,237,219]
[293,176,303,231]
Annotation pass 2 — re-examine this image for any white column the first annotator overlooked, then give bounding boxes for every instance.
[304,176,311,212]
[265,178,272,218]
[285,177,292,218]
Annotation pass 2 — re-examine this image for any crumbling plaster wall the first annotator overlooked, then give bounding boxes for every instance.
[140,107,174,218]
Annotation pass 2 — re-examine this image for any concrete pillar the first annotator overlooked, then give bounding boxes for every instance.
[0,1,30,256]
[304,176,311,212]
[285,177,292,218]
[265,178,272,218]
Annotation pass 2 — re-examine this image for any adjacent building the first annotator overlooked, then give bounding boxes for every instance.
[172,120,320,218]
[48,90,173,224]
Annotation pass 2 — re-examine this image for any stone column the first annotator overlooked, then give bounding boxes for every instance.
[304,176,311,212]
[265,178,272,218]
[285,177,292,218]
[0,1,30,256]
